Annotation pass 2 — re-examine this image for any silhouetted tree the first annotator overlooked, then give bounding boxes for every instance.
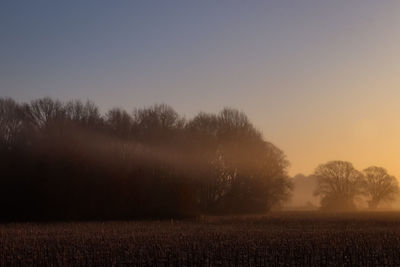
[0,98,25,148]
[133,104,185,143]
[187,108,292,213]
[64,100,103,128]
[314,161,364,211]
[0,98,292,221]
[25,97,65,129]
[105,108,134,139]
[363,166,399,209]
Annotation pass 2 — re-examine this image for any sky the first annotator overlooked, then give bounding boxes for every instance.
[1,1,400,177]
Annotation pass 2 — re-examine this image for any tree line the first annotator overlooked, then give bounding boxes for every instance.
[313,161,399,211]
[0,97,292,221]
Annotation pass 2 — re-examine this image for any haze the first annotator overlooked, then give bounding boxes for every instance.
[1,0,400,178]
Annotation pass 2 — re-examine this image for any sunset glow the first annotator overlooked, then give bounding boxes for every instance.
[1,1,400,177]
[3,1,400,265]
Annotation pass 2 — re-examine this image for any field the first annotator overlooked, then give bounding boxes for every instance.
[1,212,400,266]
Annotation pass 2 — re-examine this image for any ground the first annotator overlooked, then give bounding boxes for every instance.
[1,211,400,266]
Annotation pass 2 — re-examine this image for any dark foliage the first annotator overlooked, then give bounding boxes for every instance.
[0,98,291,221]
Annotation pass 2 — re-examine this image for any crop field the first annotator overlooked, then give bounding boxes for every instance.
[1,211,400,266]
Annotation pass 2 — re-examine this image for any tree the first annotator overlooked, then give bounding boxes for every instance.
[0,98,293,220]
[133,104,185,143]
[363,166,399,209]
[186,108,292,214]
[0,98,25,148]
[212,108,291,213]
[105,108,134,139]
[64,100,102,128]
[314,161,364,211]
[25,97,65,129]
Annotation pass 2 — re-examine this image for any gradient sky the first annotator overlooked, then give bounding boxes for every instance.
[1,1,400,177]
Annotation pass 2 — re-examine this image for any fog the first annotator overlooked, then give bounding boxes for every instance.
[286,174,319,210]
[0,97,292,221]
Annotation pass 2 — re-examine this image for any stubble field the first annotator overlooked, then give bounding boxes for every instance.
[1,211,400,266]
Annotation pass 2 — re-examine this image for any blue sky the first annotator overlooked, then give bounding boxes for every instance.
[1,1,400,176]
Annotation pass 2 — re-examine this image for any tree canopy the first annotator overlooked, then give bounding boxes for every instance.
[0,97,292,221]
[313,161,399,211]
[363,166,399,209]
[314,161,364,211]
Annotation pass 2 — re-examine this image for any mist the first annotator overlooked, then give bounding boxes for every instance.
[0,97,291,221]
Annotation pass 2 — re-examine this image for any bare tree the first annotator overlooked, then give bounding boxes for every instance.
[0,98,293,220]
[314,161,364,211]
[0,98,24,147]
[363,166,399,209]
[26,97,64,128]
[65,100,102,127]
[105,108,134,138]
[133,104,185,143]
[186,108,292,213]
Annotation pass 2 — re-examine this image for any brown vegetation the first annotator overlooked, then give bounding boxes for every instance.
[1,212,400,266]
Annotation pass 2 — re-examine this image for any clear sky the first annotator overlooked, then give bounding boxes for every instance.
[1,1,400,177]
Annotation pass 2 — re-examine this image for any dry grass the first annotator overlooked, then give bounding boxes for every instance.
[1,211,400,266]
